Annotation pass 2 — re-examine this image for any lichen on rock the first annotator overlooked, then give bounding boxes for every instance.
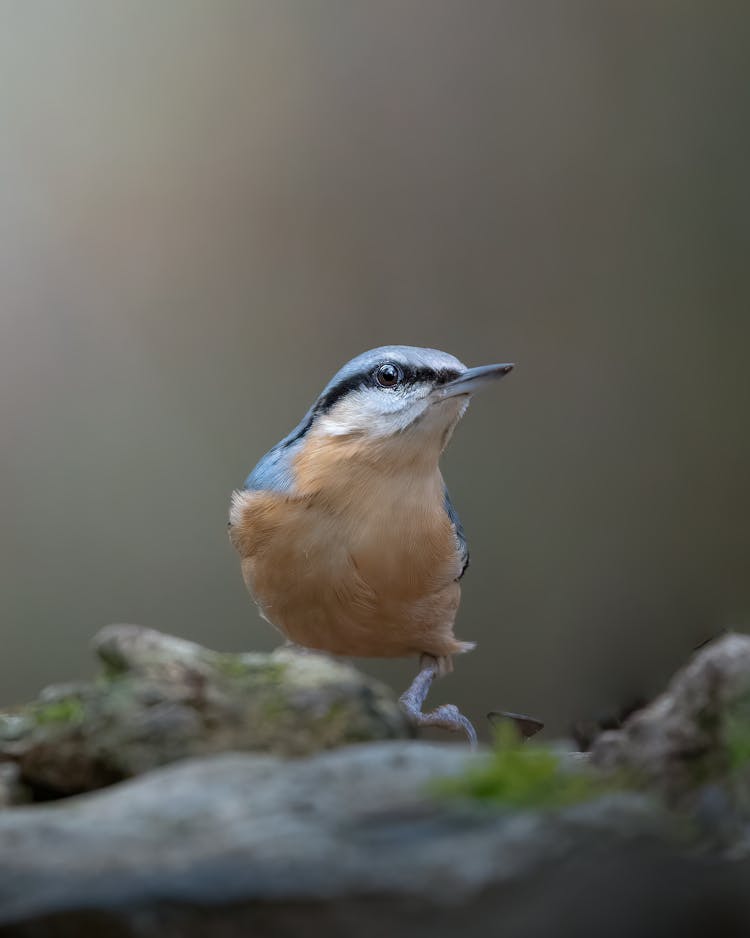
[0,625,410,799]
[2,629,750,935]
[590,633,750,806]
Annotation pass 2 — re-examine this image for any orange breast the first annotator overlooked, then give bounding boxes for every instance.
[229,446,470,660]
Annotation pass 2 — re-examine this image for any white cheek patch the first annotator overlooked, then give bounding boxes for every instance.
[317,387,432,437]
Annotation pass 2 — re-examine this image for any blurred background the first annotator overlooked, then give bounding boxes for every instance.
[1,1,748,739]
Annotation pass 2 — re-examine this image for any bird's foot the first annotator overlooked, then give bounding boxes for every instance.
[399,654,478,749]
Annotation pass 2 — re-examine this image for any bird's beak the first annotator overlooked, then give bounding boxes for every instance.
[434,363,514,399]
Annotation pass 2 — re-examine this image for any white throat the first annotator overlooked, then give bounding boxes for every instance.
[315,388,470,448]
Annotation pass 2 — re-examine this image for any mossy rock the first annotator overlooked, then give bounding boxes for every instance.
[0,625,409,799]
[591,633,750,809]
[435,725,613,810]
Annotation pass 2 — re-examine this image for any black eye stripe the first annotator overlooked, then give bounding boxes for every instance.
[315,373,366,414]
[412,366,460,386]
[314,364,462,414]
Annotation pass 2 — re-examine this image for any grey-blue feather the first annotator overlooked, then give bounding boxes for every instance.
[444,486,470,579]
[243,410,313,494]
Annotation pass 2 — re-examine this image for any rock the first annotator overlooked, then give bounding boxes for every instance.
[0,741,692,938]
[4,633,750,935]
[590,633,750,798]
[0,625,409,798]
[0,764,29,808]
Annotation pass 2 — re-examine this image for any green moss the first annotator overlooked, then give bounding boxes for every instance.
[33,697,86,726]
[725,712,750,773]
[98,660,125,682]
[435,725,612,810]
[321,700,367,740]
[214,655,285,684]
[260,694,289,721]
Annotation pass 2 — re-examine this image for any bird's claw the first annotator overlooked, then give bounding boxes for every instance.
[401,700,478,750]
[399,660,478,750]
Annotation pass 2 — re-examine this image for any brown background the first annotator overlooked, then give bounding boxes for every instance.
[1,1,748,739]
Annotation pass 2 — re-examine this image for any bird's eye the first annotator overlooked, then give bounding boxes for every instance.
[375,363,402,388]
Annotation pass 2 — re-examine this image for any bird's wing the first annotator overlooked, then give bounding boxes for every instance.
[229,440,301,545]
[444,485,469,579]
[243,443,298,493]
[242,409,315,494]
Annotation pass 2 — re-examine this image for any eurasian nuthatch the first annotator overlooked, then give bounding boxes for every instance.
[229,346,513,745]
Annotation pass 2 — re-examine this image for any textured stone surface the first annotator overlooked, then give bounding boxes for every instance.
[0,742,676,937]
[1,741,749,938]
[0,625,409,797]
[590,633,750,797]
[4,631,750,936]
[0,764,28,808]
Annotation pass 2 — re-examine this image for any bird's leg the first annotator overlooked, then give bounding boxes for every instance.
[399,654,478,749]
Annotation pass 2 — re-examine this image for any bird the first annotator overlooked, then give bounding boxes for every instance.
[229,346,513,745]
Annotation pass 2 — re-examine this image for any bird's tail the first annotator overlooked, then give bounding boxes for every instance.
[456,640,477,655]
[436,641,476,677]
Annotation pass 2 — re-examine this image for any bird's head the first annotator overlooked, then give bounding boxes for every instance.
[305,346,513,457]
[239,345,514,497]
